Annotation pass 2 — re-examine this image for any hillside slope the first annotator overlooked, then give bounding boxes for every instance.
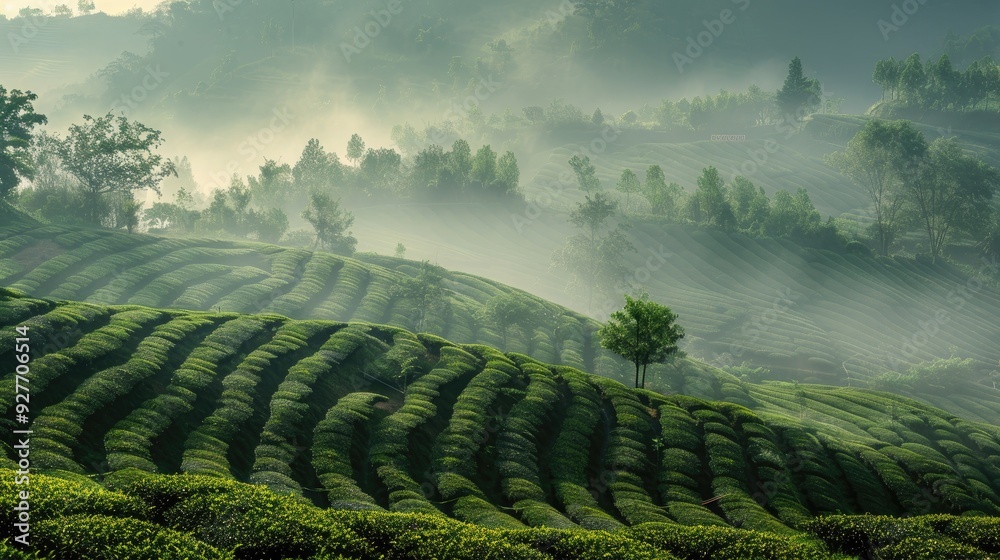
[3,289,1000,536]
[0,220,613,376]
[4,218,1000,426]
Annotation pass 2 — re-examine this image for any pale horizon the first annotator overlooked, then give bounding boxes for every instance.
[2,0,161,17]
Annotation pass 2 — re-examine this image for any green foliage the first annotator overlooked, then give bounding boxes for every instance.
[0,85,47,199]
[57,113,175,226]
[643,165,683,222]
[475,294,531,349]
[600,293,684,388]
[552,191,635,310]
[568,154,601,193]
[302,191,357,255]
[776,57,822,126]
[827,119,928,255]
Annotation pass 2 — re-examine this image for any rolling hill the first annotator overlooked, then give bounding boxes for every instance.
[0,216,622,373]
[3,212,1000,426]
[2,289,1000,558]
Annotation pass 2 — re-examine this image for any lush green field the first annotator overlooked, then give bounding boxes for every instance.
[0,218,614,377]
[4,470,1000,559]
[4,209,999,426]
[351,204,1000,423]
[3,289,1000,541]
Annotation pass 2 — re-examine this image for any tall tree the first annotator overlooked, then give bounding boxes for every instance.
[616,168,641,215]
[247,159,293,209]
[691,166,735,230]
[906,138,1000,260]
[448,139,473,187]
[395,261,448,331]
[776,57,821,127]
[552,192,634,311]
[874,57,902,101]
[765,189,821,238]
[925,55,961,109]
[494,151,520,198]
[360,147,401,194]
[728,176,770,234]
[828,120,927,256]
[599,293,684,389]
[568,154,601,193]
[302,191,357,255]
[58,113,175,225]
[471,145,498,191]
[346,133,365,165]
[643,165,683,221]
[475,294,530,349]
[898,53,926,104]
[293,138,341,195]
[0,86,47,199]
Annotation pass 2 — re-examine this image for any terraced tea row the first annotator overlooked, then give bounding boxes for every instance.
[5,470,1000,559]
[0,220,610,374]
[5,213,999,426]
[3,290,999,534]
[351,204,1000,422]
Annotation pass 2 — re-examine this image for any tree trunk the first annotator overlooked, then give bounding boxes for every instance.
[635,362,640,389]
[641,363,648,389]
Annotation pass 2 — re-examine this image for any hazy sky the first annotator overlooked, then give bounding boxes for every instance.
[2,0,160,17]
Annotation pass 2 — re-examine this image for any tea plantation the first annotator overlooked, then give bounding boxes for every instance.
[2,289,1000,558]
[0,217,611,375]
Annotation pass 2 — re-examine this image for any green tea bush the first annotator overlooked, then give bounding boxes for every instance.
[33,515,231,560]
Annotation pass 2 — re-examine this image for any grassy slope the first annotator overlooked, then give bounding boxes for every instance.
[3,215,1000,426]
[0,219,615,375]
[4,470,1000,559]
[2,289,1000,534]
[351,203,1000,424]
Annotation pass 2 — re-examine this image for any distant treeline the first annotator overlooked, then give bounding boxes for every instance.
[16,124,521,249]
[873,53,1000,112]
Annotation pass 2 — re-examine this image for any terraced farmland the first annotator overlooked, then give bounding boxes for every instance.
[3,290,1000,536]
[5,209,1000,426]
[352,204,1000,409]
[0,218,613,376]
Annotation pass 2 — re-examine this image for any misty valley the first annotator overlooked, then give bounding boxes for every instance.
[1,0,1000,558]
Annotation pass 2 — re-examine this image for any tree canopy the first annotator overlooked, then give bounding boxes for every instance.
[599,293,685,389]
[0,86,48,199]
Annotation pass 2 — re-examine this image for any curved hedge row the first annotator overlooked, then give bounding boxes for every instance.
[0,222,615,376]
[3,292,1000,540]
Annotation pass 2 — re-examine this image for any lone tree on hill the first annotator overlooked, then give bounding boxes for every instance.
[302,191,357,255]
[0,86,48,199]
[600,293,685,389]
